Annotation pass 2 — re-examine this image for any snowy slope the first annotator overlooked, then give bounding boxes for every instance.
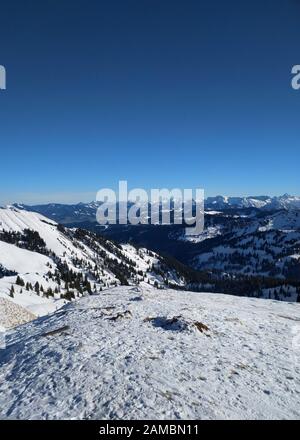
[0,206,88,258]
[0,207,176,282]
[0,240,53,274]
[0,285,299,420]
[0,207,86,323]
[190,210,300,286]
[259,210,300,231]
[0,207,190,327]
[0,241,66,324]
[0,274,67,325]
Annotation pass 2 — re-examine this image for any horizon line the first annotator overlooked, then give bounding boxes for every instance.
[1,192,299,207]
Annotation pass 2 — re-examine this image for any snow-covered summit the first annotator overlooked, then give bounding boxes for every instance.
[0,285,299,420]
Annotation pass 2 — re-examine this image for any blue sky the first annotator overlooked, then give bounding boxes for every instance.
[0,0,300,205]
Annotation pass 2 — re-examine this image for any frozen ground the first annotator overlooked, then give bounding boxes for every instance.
[0,285,300,420]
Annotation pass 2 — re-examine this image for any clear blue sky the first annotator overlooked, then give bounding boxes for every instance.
[0,0,299,204]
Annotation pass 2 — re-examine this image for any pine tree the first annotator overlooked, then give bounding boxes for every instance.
[86,281,92,295]
[10,285,15,298]
[47,287,53,297]
[34,282,40,295]
[16,276,25,287]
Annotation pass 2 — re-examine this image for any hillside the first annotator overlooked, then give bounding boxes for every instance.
[192,210,300,286]
[0,285,299,420]
[0,207,186,328]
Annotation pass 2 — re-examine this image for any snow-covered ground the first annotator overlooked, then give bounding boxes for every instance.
[0,285,299,420]
[0,240,67,325]
[177,225,223,243]
[0,240,53,274]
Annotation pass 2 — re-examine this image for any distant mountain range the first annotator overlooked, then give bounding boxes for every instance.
[11,194,300,225]
[205,194,300,210]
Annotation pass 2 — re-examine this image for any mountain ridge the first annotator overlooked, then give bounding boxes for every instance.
[0,206,189,328]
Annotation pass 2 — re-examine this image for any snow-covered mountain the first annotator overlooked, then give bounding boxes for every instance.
[13,202,101,224]
[13,194,300,225]
[205,194,300,211]
[190,210,300,287]
[4,203,300,303]
[0,284,299,420]
[0,207,187,329]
